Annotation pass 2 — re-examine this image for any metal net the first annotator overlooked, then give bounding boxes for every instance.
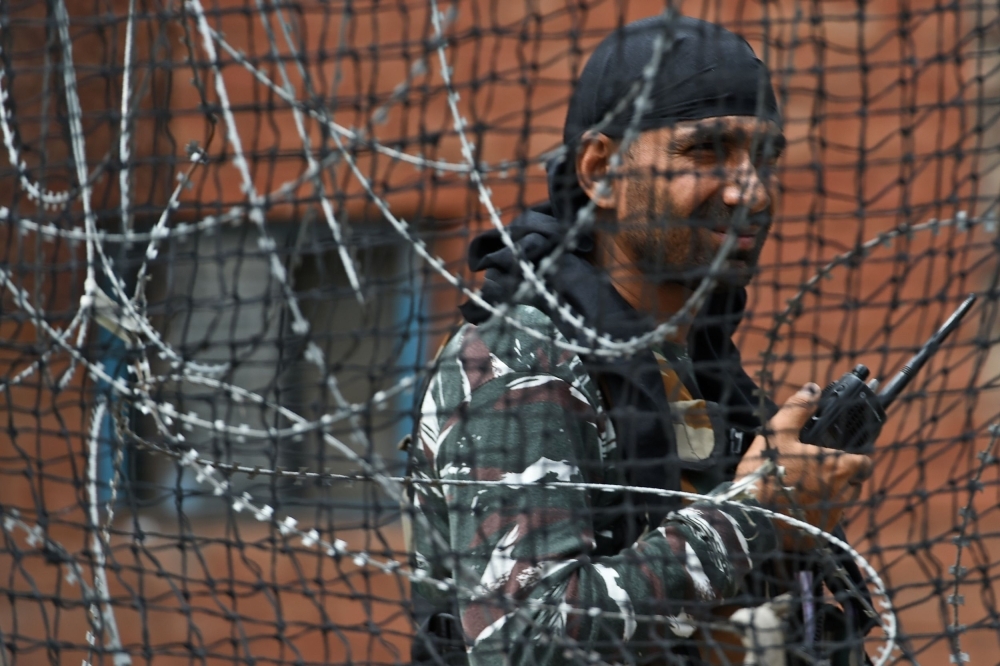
[0,1,998,665]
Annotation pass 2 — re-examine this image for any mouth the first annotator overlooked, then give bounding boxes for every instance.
[711,229,759,251]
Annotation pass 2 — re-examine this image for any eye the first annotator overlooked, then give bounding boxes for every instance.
[687,141,726,160]
[753,137,785,167]
[753,145,782,170]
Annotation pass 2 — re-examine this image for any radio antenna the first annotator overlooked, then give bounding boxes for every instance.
[877,294,977,409]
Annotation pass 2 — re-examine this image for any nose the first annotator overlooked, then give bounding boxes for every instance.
[721,157,771,214]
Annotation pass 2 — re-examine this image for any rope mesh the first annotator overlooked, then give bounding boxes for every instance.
[0,1,998,665]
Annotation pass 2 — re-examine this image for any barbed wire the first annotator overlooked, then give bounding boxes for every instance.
[0,1,997,664]
[110,398,899,665]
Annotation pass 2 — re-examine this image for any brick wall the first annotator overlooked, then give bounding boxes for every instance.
[0,1,997,664]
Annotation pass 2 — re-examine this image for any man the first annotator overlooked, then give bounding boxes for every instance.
[405,15,873,666]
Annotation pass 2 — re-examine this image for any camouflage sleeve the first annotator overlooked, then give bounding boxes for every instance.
[428,325,779,665]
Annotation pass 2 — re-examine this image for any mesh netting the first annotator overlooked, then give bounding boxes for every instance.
[0,1,999,665]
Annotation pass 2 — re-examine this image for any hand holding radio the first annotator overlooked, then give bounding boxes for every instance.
[734,384,873,545]
[799,294,976,453]
[734,295,976,541]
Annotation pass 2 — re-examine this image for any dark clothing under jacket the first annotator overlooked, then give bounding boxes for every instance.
[459,201,778,529]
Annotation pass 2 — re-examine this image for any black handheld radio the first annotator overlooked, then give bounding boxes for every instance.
[798,294,977,453]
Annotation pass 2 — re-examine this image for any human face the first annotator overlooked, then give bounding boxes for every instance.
[613,116,783,288]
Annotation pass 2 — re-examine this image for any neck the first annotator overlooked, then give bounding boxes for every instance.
[594,231,692,346]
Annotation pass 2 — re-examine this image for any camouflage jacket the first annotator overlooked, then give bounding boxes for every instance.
[408,304,779,665]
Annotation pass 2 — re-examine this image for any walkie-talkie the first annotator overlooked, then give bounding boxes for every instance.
[798,294,977,453]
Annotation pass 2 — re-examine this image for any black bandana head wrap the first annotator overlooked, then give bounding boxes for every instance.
[550,15,782,220]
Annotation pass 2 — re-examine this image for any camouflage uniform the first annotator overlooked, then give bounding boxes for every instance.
[408,304,779,665]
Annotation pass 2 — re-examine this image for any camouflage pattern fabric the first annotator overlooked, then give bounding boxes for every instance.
[654,347,720,469]
[408,304,779,665]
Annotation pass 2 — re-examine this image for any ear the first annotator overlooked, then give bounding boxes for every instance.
[575,132,619,210]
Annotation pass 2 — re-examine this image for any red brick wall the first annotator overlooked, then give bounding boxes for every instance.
[0,1,997,664]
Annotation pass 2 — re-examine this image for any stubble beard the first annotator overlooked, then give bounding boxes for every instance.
[619,181,768,289]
